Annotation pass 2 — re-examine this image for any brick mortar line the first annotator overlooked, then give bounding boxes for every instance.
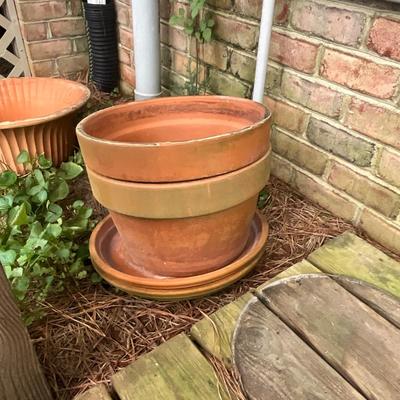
[279,65,400,112]
[271,152,362,224]
[266,91,388,151]
[302,0,400,16]
[272,125,400,195]
[272,25,400,70]
[27,35,87,44]
[21,17,84,24]
[205,7,260,27]
[273,152,400,228]
[362,206,400,227]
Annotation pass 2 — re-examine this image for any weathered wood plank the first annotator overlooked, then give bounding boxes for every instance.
[308,231,400,297]
[191,260,320,365]
[74,384,112,400]
[111,333,229,400]
[233,297,365,400]
[0,269,52,400]
[338,277,400,329]
[256,259,321,291]
[260,275,400,400]
[190,292,253,366]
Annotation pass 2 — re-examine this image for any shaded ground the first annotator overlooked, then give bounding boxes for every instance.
[29,176,386,399]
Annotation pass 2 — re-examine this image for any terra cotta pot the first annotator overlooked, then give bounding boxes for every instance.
[86,148,271,277]
[77,96,271,182]
[0,77,90,173]
[80,96,271,280]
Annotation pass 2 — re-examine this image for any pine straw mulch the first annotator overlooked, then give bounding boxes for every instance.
[28,177,396,399]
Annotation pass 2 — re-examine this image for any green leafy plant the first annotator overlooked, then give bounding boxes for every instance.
[257,188,271,210]
[170,0,215,94]
[0,151,98,323]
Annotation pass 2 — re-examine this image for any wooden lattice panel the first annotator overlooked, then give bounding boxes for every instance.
[0,0,30,78]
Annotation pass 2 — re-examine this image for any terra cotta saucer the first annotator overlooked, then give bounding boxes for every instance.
[89,211,268,300]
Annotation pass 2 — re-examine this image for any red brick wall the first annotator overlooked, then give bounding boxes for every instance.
[114,0,135,93]
[16,0,88,77]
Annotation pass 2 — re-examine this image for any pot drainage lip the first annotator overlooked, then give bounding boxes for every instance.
[89,212,268,297]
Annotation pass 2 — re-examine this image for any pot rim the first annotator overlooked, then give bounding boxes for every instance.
[86,147,271,218]
[90,211,268,289]
[76,95,271,148]
[0,77,91,130]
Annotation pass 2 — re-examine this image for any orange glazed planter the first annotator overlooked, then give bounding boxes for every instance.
[0,77,90,173]
[79,96,272,298]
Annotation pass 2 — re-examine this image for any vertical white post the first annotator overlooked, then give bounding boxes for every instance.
[131,0,161,100]
[252,0,276,103]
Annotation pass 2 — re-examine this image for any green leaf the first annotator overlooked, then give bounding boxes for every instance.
[200,19,207,31]
[0,171,17,188]
[184,26,194,35]
[8,203,29,226]
[58,162,83,181]
[0,195,14,213]
[46,223,62,238]
[32,189,48,204]
[16,150,29,164]
[203,27,212,42]
[3,265,12,279]
[29,221,43,238]
[14,275,30,301]
[33,169,45,186]
[56,248,70,259]
[10,267,23,278]
[0,249,17,266]
[38,154,52,169]
[72,200,84,209]
[48,179,69,202]
[169,14,185,26]
[91,272,103,284]
[27,185,42,196]
[77,270,87,279]
[207,18,215,27]
[45,203,63,222]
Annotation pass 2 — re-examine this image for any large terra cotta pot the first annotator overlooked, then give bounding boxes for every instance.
[0,77,90,173]
[77,95,271,182]
[78,96,271,279]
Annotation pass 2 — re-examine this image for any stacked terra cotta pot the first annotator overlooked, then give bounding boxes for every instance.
[77,96,271,299]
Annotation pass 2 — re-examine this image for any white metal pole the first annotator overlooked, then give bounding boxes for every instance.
[252,0,276,103]
[131,0,161,101]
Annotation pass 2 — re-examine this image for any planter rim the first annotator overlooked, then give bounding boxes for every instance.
[76,95,271,148]
[0,77,91,130]
[90,211,268,291]
[87,147,271,218]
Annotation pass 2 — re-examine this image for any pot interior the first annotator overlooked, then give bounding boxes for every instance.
[0,78,89,123]
[80,96,268,143]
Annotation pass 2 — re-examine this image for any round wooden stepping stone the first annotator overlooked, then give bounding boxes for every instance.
[232,274,400,400]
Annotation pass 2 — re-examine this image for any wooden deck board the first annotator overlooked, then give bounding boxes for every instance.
[338,278,400,329]
[0,269,52,400]
[111,333,229,400]
[233,297,365,400]
[259,276,400,400]
[190,260,320,365]
[308,232,400,297]
[74,384,112,400]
